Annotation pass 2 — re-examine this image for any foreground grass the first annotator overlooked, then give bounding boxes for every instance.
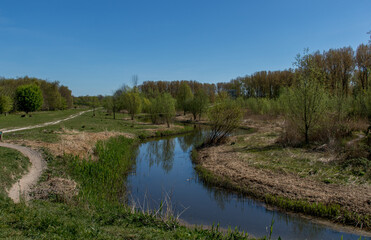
[0,136,261,239]
[0,146,30,195]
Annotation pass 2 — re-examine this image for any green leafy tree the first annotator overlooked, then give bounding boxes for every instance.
[0,95,13,115]
[285,51,328,144]
[206,97,243,145]
[123,91,142,120]
[189,89,209,120]
[16,84,43,115]
[150,93,176,127]
[176,82,193,115]
[158,93,176,127]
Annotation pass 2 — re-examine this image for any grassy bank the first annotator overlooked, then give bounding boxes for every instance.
[0,147,30,195]
[192,149,371,231]
[0,135,263,239]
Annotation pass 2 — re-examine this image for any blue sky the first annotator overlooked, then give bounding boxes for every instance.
[0,0,370,96]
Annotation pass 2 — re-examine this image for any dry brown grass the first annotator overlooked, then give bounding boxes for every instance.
[10,128,134,159]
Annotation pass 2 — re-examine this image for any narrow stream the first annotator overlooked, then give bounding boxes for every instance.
[126,130,370,240]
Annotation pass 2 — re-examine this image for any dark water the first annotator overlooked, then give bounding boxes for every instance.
[126,131,370,240]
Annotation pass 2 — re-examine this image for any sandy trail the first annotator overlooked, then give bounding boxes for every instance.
[0,142,45,203]
[0,109,93,202]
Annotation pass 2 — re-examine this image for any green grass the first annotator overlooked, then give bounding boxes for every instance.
[0,146,30,195]
[238,145,370,185]
[4,109,191,143]
[231,130,371,185]
[0,108,86,129]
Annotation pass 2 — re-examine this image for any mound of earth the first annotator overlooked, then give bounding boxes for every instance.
[31,177,78,202]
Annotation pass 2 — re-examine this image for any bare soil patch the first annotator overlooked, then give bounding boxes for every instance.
[31,177,78,202]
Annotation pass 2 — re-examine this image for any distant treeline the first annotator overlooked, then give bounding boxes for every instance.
[134,43,369,101]
[0,76,73,111]
[221,44,370,99]
[139,80,217,102]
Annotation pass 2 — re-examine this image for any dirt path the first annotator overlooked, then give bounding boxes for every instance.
[0,142,45,203]
[1,109,93,133]
[0,109,93,202]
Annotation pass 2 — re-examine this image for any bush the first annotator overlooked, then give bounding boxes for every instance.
[204,97,243,146]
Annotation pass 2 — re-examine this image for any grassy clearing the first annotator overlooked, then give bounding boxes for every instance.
[233,129,370,185]
[0,108,86,129]
[0,136,262,239]
[0,146,30,195]
[4,109,193,143]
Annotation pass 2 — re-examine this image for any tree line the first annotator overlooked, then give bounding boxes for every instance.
[0,76,73,115]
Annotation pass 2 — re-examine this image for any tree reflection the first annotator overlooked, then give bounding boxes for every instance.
[178,127,210,152]
[144,138,175,173]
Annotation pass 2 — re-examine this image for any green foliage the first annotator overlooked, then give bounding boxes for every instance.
[352,88,371,120]
[141,97,152,113]
[148,93,176,127]
[206,97,243,145]
[0,95,13,114]
[242,97,285,116]
[189,89,209,120]
[283,52,328,144]
[158,93,176,127]
[176,82,193,115]
[69,136,136,204]
[123,91,142,120]
[0,77,73,111]
[15,84,43,114]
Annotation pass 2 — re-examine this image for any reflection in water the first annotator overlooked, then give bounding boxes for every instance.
[126,129,370,240]
[143,139,175,173]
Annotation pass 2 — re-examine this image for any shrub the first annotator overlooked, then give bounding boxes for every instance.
[204,97,243,146]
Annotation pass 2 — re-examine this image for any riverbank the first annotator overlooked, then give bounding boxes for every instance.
[192,115,371,232]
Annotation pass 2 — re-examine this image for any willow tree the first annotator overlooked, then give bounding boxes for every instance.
[176,82,193,115]
[189,89,209,120]
[123,91,142,120]
[158,93,176,127]
[206,96,243,146]
[286,51,328,144]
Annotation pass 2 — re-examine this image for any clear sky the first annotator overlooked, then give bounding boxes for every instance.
[0,0,370,96]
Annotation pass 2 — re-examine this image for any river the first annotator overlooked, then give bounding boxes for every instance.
[126,130,370,240]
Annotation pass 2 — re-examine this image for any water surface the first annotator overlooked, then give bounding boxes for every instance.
[126,131,370,240]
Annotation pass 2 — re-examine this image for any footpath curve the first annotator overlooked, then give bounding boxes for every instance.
[0,109,93,202]
[0,142,45,203]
